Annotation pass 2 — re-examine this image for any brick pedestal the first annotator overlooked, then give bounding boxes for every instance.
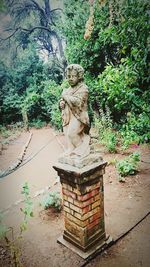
[53,160,111,259]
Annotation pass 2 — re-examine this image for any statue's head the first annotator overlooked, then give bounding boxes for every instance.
[66,64,84,87]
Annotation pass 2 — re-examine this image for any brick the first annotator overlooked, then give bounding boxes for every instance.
[83,197,95,207]
[77,192,92,202]
[63,194,73,203]
[73,199,83,208]
[63,183,76,193]
[77,188,100,201]
[69,203,82,214]
[65,218,86,241]
[73,211,82,220]
[87,218,101,230]
[63,194,68,201]
[92,199,101,209]
[62,188,77,199]
[89,211,101,223]
[63,200,70,207]
[87,224,102,238]
[66,213,88,227]
[63,185,82,196]
[85,181,100,193]
[67,196,74,204]
[64,206,74,215]
[73,197,95,208]
[72,187,82,196]
[82,205,92,214]
[62,183,68,190]
[94,194,101,202]
[81,207,100,221]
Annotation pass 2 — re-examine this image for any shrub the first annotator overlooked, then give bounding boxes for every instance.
[29,119,47,129]
[50,103,62,131]
[41,192,62,212]
[116,152,140,181]
[94,107,118,153]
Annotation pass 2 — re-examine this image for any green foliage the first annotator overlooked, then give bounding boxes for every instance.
[0,123,23,145]
[119,112,150,149]
[62,0,89,65]
[0,0,149,142]
[94,107,118,153]
[41,191,62,212]
[0,45,64,128]
[0,211,7,238]
[20,182,34,233]
[116,152,140,181]
[120,129,140,151]
[63,0,149,141]
[0,0,5,11]
[50,103,62,130]
[29,119,47,129]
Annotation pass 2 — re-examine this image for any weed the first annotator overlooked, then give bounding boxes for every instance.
[40,191,62,212]
[119,126,140,151]
[94,107,118,153]
[0,182,33,267]
[116,152,140,181]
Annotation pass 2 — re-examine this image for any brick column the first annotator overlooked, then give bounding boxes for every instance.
[53,160,110,258]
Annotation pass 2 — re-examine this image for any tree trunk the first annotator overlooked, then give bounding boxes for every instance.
[22,111,29,131]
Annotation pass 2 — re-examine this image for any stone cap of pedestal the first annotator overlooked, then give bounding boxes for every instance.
[53,159,107,185]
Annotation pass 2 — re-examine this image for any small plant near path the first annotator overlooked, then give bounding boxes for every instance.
[0,182,33,267]
[40,191,62,212]
[116,152,140,182]
[94,107,118,153]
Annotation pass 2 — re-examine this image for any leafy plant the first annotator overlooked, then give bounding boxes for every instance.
[103,130,117,153]
[116,152,140,181]
[41,191,62,212]
[50,103,62,131]
[0,182,33,267]
[29,119,47,129]
[62,0,149,141]
[94,107,118,153]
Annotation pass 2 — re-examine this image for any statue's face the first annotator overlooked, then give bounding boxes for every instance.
[67,70,79,87]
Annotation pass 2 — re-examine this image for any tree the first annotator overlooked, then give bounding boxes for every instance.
[62,0,149,122]
[0,0,66,71]
[0,43,64,127]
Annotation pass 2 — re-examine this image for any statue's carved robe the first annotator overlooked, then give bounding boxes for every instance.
[60,82,90,158]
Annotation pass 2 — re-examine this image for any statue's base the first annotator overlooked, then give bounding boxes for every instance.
[57,235,113,260]
[58,152,103,168]
[54,155,110,260]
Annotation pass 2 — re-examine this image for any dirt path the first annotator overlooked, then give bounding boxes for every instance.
[0,127,64,211]
[0,127,150,267]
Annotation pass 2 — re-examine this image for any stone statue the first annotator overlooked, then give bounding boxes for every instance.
[59,64,91,161]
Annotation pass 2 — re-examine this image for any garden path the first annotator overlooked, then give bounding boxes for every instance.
[0,127,64,211]
[0,127,150,267]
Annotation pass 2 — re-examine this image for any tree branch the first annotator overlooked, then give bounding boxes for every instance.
[29,0,45,15]
[50,8,63,13]
[0,28,20,41]
[21,26,52,34]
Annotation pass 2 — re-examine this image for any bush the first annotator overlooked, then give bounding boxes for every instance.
[116,152,140,181]
[50,103,62,131]
[41,192,62,212]
[94,107,118,153]
[29,119,47,129]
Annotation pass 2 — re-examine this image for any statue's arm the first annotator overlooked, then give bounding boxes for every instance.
[59,97,65,110]
[62,89,88,108]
